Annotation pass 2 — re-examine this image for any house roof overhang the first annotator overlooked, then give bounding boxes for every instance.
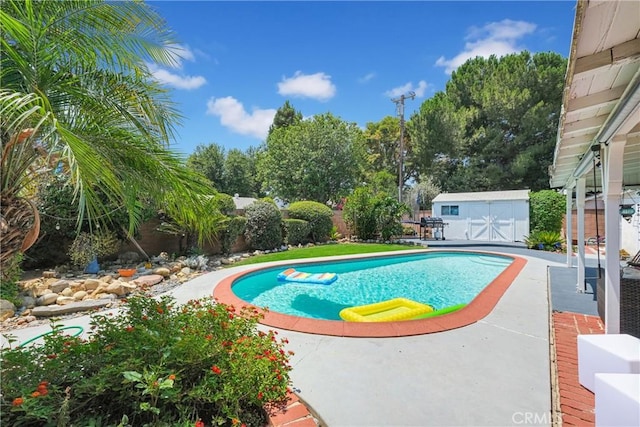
[549,0,640,191]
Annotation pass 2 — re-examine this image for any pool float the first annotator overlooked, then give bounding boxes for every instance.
[339,298,433,322]
[411,303,467,319]
[277,268,338,285]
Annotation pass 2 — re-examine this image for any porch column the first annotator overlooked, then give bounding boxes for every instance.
[566,186,574,267]
[576,178,586,292]
[602,137,626,334]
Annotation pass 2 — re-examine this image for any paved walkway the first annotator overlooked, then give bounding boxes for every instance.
[4,245,602,426]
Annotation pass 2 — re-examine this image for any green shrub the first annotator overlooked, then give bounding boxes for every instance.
[244,201,283,250]
[287,201,333,243]
[213,193,237,216]
[0,295,292,426]
[524,230,564,251]
[219,216,247,255]
[67,231,120,267]
[329,225,342,241]
[374,195,411,240]
[343,188,409,240]
[530,190,565,233]
[284,219,310,246]
[0,253,23,307]
[343,187,378,240]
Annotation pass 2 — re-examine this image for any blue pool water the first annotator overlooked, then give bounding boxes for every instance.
[231,252,513,321]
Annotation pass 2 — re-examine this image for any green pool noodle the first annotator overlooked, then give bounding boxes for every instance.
[412,303,467,319]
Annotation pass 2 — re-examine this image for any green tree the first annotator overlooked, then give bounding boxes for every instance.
[187,143,226,190]
[268,100,302,135]
[408,51,566,192]
[0,0,223,272]
[363,116,416,194]
[223,148,256,197]
[259,113,366,203]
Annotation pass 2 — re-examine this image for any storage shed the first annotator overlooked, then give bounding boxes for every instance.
[432,190,530,242]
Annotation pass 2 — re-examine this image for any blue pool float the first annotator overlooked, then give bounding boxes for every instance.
[277,268,338,285]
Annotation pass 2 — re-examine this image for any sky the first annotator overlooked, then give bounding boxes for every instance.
[147,1,577,157]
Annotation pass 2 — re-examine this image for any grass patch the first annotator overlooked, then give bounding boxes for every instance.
[230,243,422,266]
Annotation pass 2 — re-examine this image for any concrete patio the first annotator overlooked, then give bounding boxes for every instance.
[3,245,599,426]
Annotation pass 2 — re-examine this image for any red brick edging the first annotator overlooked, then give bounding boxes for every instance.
[268,392,319,426]
[551,312,604,426]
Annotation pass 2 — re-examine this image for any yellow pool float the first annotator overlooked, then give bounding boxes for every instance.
[339,298,433,322]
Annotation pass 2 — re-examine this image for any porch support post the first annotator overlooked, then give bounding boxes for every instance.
[602,137,626,334]
[566,186,574,267]
[576,178,586,292]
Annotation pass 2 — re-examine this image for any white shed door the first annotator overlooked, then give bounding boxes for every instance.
[468,202,514,242]
[469,203,490,240]
[489,202,514,242]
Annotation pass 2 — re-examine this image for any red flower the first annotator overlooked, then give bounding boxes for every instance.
[156,306,164,314]
[31,391,41,398]
[195,421,205,427]
[168,374,176,380]
[46,354,57,359]
[257,391,264,400]
[125,325,134,332]
[205,334,213,341]
[12,397,24,406]
[211,365,221,375]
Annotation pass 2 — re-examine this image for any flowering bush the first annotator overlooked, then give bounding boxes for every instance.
[0,295,293,426]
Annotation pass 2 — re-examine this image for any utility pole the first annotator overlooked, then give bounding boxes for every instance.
[391,91,415,202]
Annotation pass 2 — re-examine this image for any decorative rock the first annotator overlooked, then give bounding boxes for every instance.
[49,279,70,293]
[180,267,191,275]
[56,296,76,305]
[21,296,36,309]
[16,315,36,325]
[100,275,113,284]
[69,281,85,292]
[220,258,233,265]
[31,299,113,317]
[61,287,73,297]
[73,291,88,301]
[154,267,171,278]
[43,271,57,278]
[96,293,116,300]
[34,284,52,297]
[36,293,59,306]
[134,274,164,287]
[84,279,102,291]
[106,282,127,296]
[0,299,16,322]
[242,253,251,259]
[21,309,32,316]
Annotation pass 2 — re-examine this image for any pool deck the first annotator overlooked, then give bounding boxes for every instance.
[2,243,605,426]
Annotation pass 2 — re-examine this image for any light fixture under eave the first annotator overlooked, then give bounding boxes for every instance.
[620,205,636,220]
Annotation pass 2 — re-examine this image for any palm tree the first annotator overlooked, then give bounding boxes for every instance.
[0,0,221,271]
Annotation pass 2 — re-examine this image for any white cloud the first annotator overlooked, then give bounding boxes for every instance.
[385,80,429,98]
[206,96,276,140]
[358,72,376,84]
[148,64,206,90]
[435,19,537,74]
[277,71,336,101]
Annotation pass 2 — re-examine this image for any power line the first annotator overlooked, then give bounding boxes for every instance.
[391,91,416,202]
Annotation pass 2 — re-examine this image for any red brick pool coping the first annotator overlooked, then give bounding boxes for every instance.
[213,250,527,337]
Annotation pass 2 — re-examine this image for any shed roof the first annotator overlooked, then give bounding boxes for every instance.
[233,196,257,209]
[432,190,530,203]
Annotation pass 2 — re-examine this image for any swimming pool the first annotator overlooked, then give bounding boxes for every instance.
[213,250,527,337]
[231,252,512,320]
